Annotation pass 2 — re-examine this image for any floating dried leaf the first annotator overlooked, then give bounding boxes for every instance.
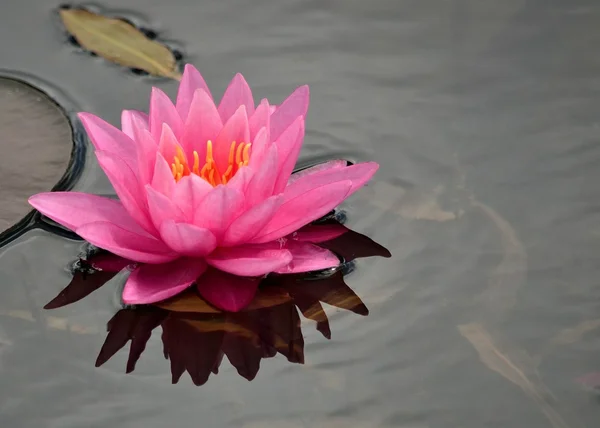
[59,8,181,79]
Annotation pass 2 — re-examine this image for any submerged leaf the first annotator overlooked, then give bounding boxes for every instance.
[59,8,181,79]
[458,323,572,428]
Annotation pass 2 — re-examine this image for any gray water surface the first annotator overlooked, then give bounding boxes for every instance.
[1,0,600,427]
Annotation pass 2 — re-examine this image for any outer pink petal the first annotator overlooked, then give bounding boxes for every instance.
[160,220,217,257]
[245,144,279,207]
[90,253,135,272]
[250,180,352,244]
[79,113,138,168]
[29,192,146,235]
[172,174,213,221]
[122,258,207,304]
[214,105,250,172]
[181,88,222,160]
[149,87,184,141]
[270,85,309,141]
[206,245,292,276]
[222,195,283,246]
[121,110,149,140]
[196,268,260,312]
[284,162,379,200]
[152,152,176,198]
[76,221,178,264]
[273,116,305,194]
[146,185,185,230]
[96,151,155,234]
[176,64,213,121]
[288,160,347,185]
[193,185,244,239]
[248,98,270,140]
[291,223,348,243]
[274,241,340,274]
[218,73,255,123]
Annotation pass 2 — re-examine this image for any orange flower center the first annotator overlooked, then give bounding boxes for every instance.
[171,140,251,186]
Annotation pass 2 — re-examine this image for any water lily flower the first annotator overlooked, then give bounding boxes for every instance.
[29,64,378,311]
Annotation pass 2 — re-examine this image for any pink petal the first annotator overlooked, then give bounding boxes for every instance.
[213,105,250,172]
[250,180,352,243]
[226,166,254,194]
[146,185,185,230]
[79,113,138,168]
[172,174,213,221]
[96,151,155,234]
[181,88,222,160]
[149,87,184,141]
[206,245,292,276]
[273,116,305,194]
[222,195,283,246]
[270,85,309,141]
[152,152,176,198]
[288,160,347,185]
[160,220,217,257]
[285,162,379,200]
[89,253,135,272]
[122,258,207,304]
[193,185,244,239]
[248,99,270,140]
[274,241,340,274]
[121,110,149,140]
[248,126,271,169]
[218,73,255,123]
[196,268,260,312]
[291,223,348,243]
[245,144,279,207]
[134,127,158,186]
[176,64,213,121]
[29,192,147,235]
[76,221,178,264]
[157,123,183,170]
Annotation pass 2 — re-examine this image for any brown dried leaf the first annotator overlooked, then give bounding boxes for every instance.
[59,9,181,79]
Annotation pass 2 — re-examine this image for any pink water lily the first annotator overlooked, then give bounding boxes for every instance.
[29,64,378,311]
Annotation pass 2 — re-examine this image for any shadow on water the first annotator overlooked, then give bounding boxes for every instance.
[36,218,389,386]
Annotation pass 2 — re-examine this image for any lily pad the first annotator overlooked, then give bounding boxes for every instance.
[59,7,182,79]
[0,78,73,237]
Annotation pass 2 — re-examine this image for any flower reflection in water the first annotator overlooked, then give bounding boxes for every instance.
[45,216,390,385]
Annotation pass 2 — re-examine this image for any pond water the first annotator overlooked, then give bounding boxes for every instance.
[1,0,600,427]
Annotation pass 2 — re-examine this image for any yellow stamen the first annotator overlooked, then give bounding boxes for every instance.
[228,141,237,166]
[242,143,251,165]
[235,143,245,165]
[206,140,213,163]
[222,165,233,183]
[192,151,200,175]
[170,139,253,186]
